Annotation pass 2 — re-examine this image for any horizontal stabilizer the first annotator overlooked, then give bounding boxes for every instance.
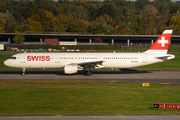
[155,54,175,61]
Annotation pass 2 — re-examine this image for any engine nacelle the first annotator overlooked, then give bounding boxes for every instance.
[64,65,78,74]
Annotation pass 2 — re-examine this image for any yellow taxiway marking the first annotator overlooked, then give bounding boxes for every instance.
[56,115,63,116]
[159,83,170,85]
[116,115,125,116]
[53,79,59,82]
[110,81,117,83]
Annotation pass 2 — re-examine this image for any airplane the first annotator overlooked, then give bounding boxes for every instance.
[4,30,175,76]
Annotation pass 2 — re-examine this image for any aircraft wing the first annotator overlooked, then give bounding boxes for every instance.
[70,61,105,70]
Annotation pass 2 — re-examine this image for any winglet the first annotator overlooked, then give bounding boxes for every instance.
[144,30,173,54]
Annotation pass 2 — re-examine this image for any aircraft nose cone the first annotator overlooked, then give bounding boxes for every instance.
[4,60,10,67]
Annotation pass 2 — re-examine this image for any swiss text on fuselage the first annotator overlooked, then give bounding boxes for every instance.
[27,55,50,61]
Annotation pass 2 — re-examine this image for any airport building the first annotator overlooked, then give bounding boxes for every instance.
[0,33,180,46]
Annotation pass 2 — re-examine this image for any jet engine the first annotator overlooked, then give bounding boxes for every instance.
[64,65,78,74]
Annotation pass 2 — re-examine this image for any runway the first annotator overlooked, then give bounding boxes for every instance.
[0,70,180,85]
[0,115,180,120]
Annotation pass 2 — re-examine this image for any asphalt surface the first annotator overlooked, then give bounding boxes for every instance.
[0,115,180,120]
[0,70,180,85]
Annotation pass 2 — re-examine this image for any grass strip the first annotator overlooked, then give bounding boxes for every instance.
[0,80,180,115]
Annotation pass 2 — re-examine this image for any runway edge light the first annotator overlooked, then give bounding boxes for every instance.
[142,83,149,87]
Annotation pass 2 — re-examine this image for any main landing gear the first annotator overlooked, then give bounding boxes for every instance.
[86,70,91,76]
[22,68,25,75]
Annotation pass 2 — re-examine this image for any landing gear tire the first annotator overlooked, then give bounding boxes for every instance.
[86,71,91,76]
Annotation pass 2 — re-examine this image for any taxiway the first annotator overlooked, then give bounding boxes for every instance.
[1,115,180,120]
[0,70,179,85]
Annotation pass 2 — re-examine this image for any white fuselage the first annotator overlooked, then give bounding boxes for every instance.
[4,52,175,69]
[3,30,175,75]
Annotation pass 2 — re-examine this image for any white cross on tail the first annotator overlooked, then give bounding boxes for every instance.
[158,36,168,47]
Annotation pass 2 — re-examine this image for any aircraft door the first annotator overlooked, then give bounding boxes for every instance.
[98,56,102,60]
[21,55,26,63]
[142,54,147,63]
[55,55,59,63]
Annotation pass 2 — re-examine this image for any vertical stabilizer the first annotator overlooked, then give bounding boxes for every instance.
[144,30,173,54]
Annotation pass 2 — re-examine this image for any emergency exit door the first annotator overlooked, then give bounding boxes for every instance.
[55,55,59,63]
[21,55,26,63]
[142,54,147,63]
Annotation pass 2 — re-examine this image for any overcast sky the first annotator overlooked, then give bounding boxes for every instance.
[127,0,178,2]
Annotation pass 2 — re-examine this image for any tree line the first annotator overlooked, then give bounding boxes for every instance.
[0,0,180,35]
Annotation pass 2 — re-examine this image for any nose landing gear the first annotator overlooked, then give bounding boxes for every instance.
[22,68,25,75]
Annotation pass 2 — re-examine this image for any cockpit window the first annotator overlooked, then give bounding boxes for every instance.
[10,57,16,59]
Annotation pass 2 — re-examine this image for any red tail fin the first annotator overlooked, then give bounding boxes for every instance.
[145,30,173,54]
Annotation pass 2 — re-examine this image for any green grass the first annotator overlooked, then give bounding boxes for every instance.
[0,52,180,71]
[0,80,180,115]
